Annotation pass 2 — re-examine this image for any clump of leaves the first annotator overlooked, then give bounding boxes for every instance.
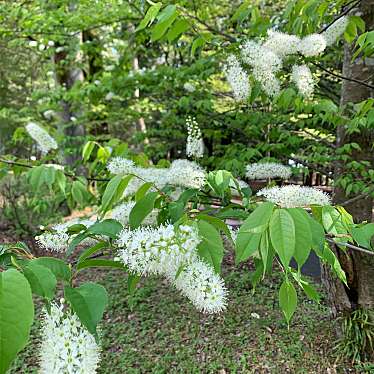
[335,308,374,363]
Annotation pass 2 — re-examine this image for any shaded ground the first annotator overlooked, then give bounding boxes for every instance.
[9,247,366,374]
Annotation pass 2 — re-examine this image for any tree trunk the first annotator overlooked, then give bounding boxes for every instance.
[322,0,374,357]
[53,2,85,165]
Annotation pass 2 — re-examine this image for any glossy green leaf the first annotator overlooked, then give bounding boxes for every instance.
[269,209,295,268]
[64,282,108,336]
[31,257,71,282]
[22,262,57,299]
[279,279,297,324]
[129,191,159,229]
[0,269,34,374]
[197,220,224,273]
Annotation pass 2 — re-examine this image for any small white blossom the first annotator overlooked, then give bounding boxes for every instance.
[298,34,327,57]
[39,302,100,374]
[228,226,239,243]
[116,224,227,313]
[111,201,158,226]
[291,64,315,97]
[186,117,204,159]
[246,162,292,180]
[322,16,349,46]
[25,122,58,154]
[224,54,251,101]
[29,40,38,47]
[257,185,331,208]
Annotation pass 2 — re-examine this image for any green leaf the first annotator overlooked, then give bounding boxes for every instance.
[197,214,232,239]
[197,220,224,273]
[0,269,34,374]
[287,208,312,268]
[269,209,296,268]
[55,170,66,194]
[135,182,154,202]
[167,18,190,42]
[82,141,96,162]
[300,281,320,303]
[136,2,162,31]
[78,241,108,263]
[239,202,275,234]
[351,223,374,249]
[322,206,347,237]
[88,219,123,239]
[235,232,261,263]
[101,175,133,213]
[307,215,325,253]
[151,5,178,41]
[127,274,140,295]
[22,262,57,299]
[279,279,297,324]
[31,257,71,282]
[129,191,159,229]
[64,282,108,336]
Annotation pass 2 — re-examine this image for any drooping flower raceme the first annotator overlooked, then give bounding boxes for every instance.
[186,116,204,159]
[39,302,101,374]
[107,157,136,175]
[168,159,206,189]
[291,64,315,97]
[36,219,95,252]
[107,158,206,193]
[173,258,227,313]
[298,34,327,57]
[116,224,227,313]
[257,185,331,208]
[241,40,282,97]
[111,201,158,226]
[322,16,349,46]
[245,162,292,180]
[263,30,300,58]
[224,54,251,101]
[26,122,58,154]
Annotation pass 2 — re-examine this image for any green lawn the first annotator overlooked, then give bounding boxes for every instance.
[11,258,354,373]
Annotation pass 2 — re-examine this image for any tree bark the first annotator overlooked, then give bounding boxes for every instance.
[322,0,374,356]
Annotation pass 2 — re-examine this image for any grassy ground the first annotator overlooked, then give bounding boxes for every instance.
[10,256,361,374]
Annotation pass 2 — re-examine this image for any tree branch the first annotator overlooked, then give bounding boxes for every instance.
[326,237,374,256]
[311,61,374,90]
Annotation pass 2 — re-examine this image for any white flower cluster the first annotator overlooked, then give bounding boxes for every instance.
[39,302,100,374]
[25,122,58,154]
[111,201,158,226]
[107,158,206,194]
[245,162,292,180]
[224,54,251,101]
[298,34,327,57]
[36,219,95,252]
[186,116,204,159]
[322,16,349,46]
[224,18,348,99]
[257,185,331,208]
[291,65,315,98]
[116,224,227,313]
[183,82,196,92]
[107,157,136,175]
[241,40,282,97]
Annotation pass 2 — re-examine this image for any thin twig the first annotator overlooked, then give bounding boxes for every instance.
[326,237,374,256]
[319,0,361,34]
[339,187,374,206]
[310,61,374,90]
